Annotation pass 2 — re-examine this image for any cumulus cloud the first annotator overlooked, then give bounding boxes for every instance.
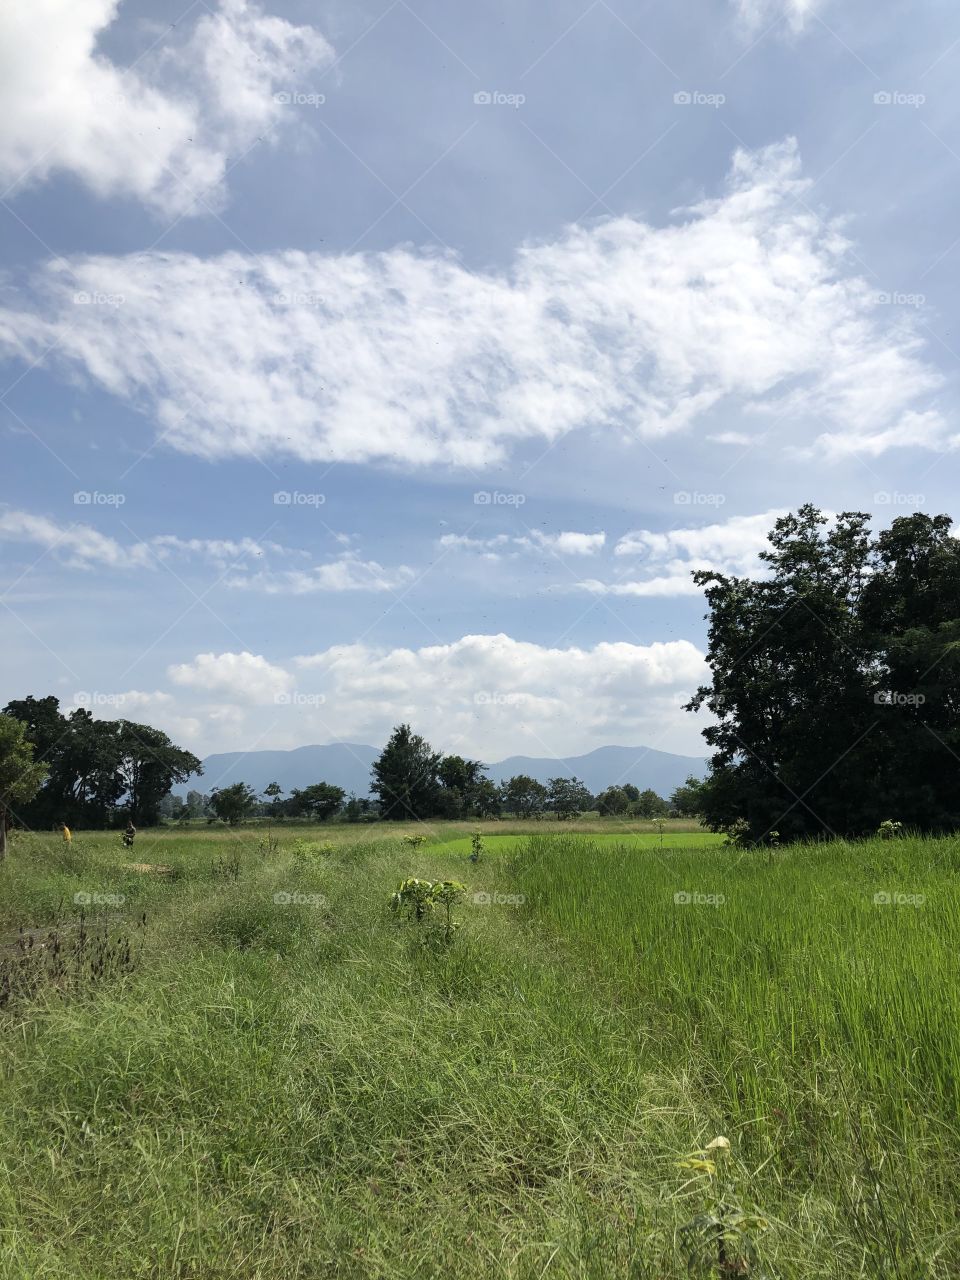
[0,0,334,216]
[576,509,788,597]
[168,650,293,705]
[169,634,708,756]
[0,141,946,466]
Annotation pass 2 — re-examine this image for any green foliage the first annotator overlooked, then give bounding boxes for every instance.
[877,818,905,840]
[0,713,48,857]
[547,775,592,820]
[209,781,258,825]
[390,876,466,944]
[670,773,709,817]
[2,695,201,827]
[501,773,548,818]
[371,723,443,820]
[286,781,345,821]
[596,785,630,816]
[689,506,960,840]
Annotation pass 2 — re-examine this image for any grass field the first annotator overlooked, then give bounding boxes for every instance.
[1,820,958,1277]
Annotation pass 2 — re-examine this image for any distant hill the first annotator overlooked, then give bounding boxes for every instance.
[177,742,707,799]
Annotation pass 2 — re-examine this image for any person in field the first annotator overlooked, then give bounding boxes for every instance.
[61,822,71,844]
[123,819,137,848]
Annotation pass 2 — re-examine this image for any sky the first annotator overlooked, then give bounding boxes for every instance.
[0,0,957,767]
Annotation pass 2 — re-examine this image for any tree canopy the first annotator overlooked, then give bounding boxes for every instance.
[688,505,960,840]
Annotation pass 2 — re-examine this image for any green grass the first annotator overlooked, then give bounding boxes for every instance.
[1,823,958,1277]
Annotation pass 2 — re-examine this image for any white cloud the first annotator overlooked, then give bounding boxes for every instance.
[439,530,606,559]
[286,632,710,758]
[227,555,415,594]
[0,0,334,216]
[575,509,788,597]
[0,141,946,465]
[0,509,409,590]
[0,509,153,570]
[168,651,293,705]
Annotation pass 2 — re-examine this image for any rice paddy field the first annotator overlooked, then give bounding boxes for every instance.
[1,819,958,1278]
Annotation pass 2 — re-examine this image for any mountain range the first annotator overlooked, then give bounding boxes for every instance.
[177,743,708,799]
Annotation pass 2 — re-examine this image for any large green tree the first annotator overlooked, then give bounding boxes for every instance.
[688,506,960,840]
[2,697,201,827]
[370,724,442,820]
[500,774,547,819]
[0,715,48,859]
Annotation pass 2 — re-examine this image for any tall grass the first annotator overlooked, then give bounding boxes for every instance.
[0,826,958,1276]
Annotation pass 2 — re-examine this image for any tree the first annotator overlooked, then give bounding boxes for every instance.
[635,788,669,818]
[370,724,442,820]
[622,783,640,803]
[670,775,707,817]
[263,781,284,818]
[210,782,259,825]
[2,696,202,827]
[687,506,960,840]
[500,774,548,819]
[596,785,630,816]
[0,715,48,859]
[116,721,202,825]
[287,782,345,821]
[547,775,592,820]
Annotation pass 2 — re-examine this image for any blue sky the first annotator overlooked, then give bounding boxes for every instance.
[1,0,957,765]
